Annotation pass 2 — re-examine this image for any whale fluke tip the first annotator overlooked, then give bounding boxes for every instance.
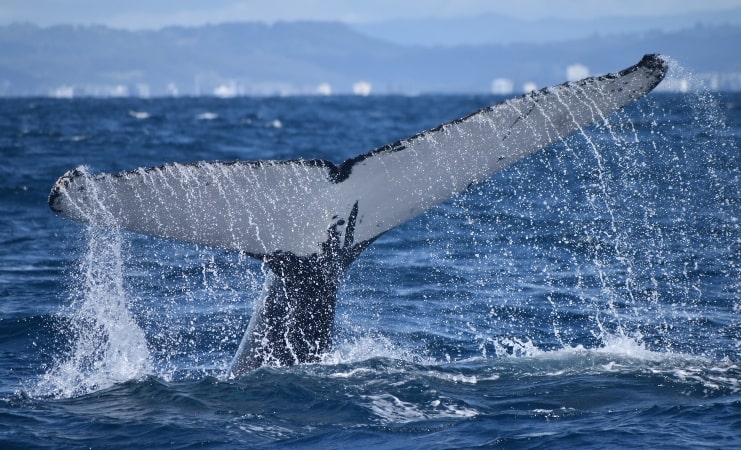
[640,54,669,73]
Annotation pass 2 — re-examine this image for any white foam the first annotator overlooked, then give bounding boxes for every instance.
[128,110,150,120]
[363,393,478,424]
[321,332,435,367]
[490,336,545,358]
[196,112,218,121]
[34,224,152,398]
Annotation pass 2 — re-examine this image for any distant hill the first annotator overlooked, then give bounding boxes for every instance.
[351,8,741,46]
[1,21,740,97]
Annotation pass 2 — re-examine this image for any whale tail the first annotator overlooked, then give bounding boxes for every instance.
[49,55,668,374]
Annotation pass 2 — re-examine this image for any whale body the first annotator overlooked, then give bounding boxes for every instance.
[49,54,668,376]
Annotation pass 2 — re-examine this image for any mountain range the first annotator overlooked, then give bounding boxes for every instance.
[1,18,740,97]
[353,8,741,46]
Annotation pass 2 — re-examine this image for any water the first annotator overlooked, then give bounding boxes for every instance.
[1,84,739,448]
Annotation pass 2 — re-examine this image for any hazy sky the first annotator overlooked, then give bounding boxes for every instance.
[3,0,740,29]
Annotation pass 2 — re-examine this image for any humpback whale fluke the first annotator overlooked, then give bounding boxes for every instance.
[49,54,668,377]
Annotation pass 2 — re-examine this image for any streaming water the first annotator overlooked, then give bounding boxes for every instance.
[36,225,151,397]
[1,71,738,447]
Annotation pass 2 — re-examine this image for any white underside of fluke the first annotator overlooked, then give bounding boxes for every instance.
[49,55,668,259]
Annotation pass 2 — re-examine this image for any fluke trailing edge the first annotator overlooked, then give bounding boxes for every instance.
[49,54,668,376]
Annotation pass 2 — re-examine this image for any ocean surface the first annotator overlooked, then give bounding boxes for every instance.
[1,82,739,447]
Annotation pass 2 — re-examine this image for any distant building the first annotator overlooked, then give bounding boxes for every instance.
[566,64,590,82]
[491,78,514,95]
[522,82,538,93]
[214,82,238,98]
[136,83,151,98]
[52,85,75,99]
[353,81,372,96]
[166,83,179,97]
[654,77,691,93]
[110,85,128,97]
[316,83,332,96]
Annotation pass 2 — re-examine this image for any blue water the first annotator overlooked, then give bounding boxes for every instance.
[1,85,739,448]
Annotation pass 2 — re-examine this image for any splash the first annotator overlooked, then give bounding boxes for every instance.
[362,393,478,424]
[323,320,437,367]
[38,60,737,394]
[369,59,739,372]
[37,172,152,398]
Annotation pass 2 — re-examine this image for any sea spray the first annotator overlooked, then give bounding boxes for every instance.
[2,89,738,448]
[127,241,263,381]
[390,61,738,365]
[38,182,152,397]
[34,61,738,396]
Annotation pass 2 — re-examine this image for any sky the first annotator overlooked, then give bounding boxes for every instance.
[2,0,741,29]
